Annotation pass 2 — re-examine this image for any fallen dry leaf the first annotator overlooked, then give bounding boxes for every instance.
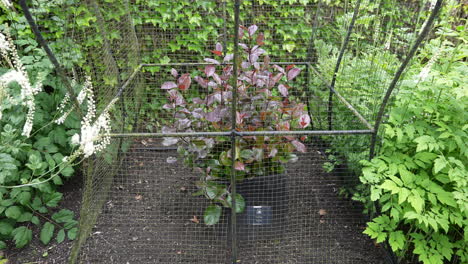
[319,209,327,216]
[180,187,187,192]
[190,215,200,224]
[320,219,326,224]
[135,194,143,201]
[141,140,148,146]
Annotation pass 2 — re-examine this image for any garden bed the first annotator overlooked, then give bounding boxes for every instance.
[76,139,386,264]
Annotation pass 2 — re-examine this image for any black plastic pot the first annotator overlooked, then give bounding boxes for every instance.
[228,173,289,241]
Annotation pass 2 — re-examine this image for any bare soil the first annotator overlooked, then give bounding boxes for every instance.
[77,139,386,264]
[5,139,387,264]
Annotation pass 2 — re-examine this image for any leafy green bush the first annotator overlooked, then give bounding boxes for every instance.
[360,33,467,264]
[0,28,80,248]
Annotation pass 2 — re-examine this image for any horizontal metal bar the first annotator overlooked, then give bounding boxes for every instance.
[141,61,309,67]
[109,129,373,138]
[307,63,374,131]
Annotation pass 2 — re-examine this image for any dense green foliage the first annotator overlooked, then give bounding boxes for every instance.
[360,16,467,264]
[0,2,83,250]
[1,1,466,263]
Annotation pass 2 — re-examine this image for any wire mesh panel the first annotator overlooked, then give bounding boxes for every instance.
[77,137,231,264]
[18,0,439,263]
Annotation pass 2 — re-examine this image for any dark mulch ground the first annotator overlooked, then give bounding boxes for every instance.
[77,139,386,264]
[4,173,83,264]
[5,138,387,264]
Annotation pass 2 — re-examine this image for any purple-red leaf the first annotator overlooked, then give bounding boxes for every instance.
[161,81,177,90]
[248,25,258,36]
[271,73,283,84]
[292,140,307,153]
[171,68,178,78]
[210,50,223,56]
[238,26,245,39]
[204,58,220,65]
[224,54,234,62]
[268,148,278,158]
[257,32,265,45]
[163,103,174,109]
[205,65,215,77]
[212,73,222,84]
[287,67,301,81]
[238,43,249,51]
[234,161,245,171]
[298,114,311,128]
[178,73,191,91]
[278,84,288,97]
[273,65,286,74]
[216,43,223,52]
[194,76,208,88]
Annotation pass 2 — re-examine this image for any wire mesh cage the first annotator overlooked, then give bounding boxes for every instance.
[17,0,442,263]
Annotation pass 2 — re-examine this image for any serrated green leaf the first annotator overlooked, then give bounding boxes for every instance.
[17,212,33,222]
[398,188,410,204]
[433,157,447,174]
[56,229,65,243]
[43,192,63,207]
[226,193,245,213]
[408,194,424,213]
[40,222,55,245]
[389,231,405,251]
[67,227,78,240]
[17,192,32,205]
[0,221,14,235]
[380,180,399,194]
[203,204,221,225]
[12,226,32,248]
[31,216,40,225]
[5,206,22,220]
[52,209,74,223]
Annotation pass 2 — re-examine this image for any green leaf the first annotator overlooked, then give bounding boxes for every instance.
[5,206,22,220]
[0,240,6,249]
[31,216,40,226]
[398,165,414,185]
[433,157,447,174]
[408,194,424,213]
[67,227,78,240]
[60,165,74,177]
[17,192,32,205]
[0,221,14,235]
[203,204,221,225]
[398,188,410,204]
[12,226,32,248]
[43,192,63,207]
[389,231,405,251]
[40,222,55,245]
[437,191,457,207]
[380,180,399,194]
[56,229,65,243]
[226,193,246,213]
[17,212,33,222]
[52,209,74,223]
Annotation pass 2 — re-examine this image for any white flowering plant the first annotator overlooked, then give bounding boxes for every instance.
[0,25,113,249]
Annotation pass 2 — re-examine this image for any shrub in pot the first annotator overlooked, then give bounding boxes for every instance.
[161,25,311,228]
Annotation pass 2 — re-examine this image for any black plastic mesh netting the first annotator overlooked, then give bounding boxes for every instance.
[19,0,437,263]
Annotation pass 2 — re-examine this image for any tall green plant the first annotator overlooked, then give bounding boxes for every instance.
[360,27,467,264]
